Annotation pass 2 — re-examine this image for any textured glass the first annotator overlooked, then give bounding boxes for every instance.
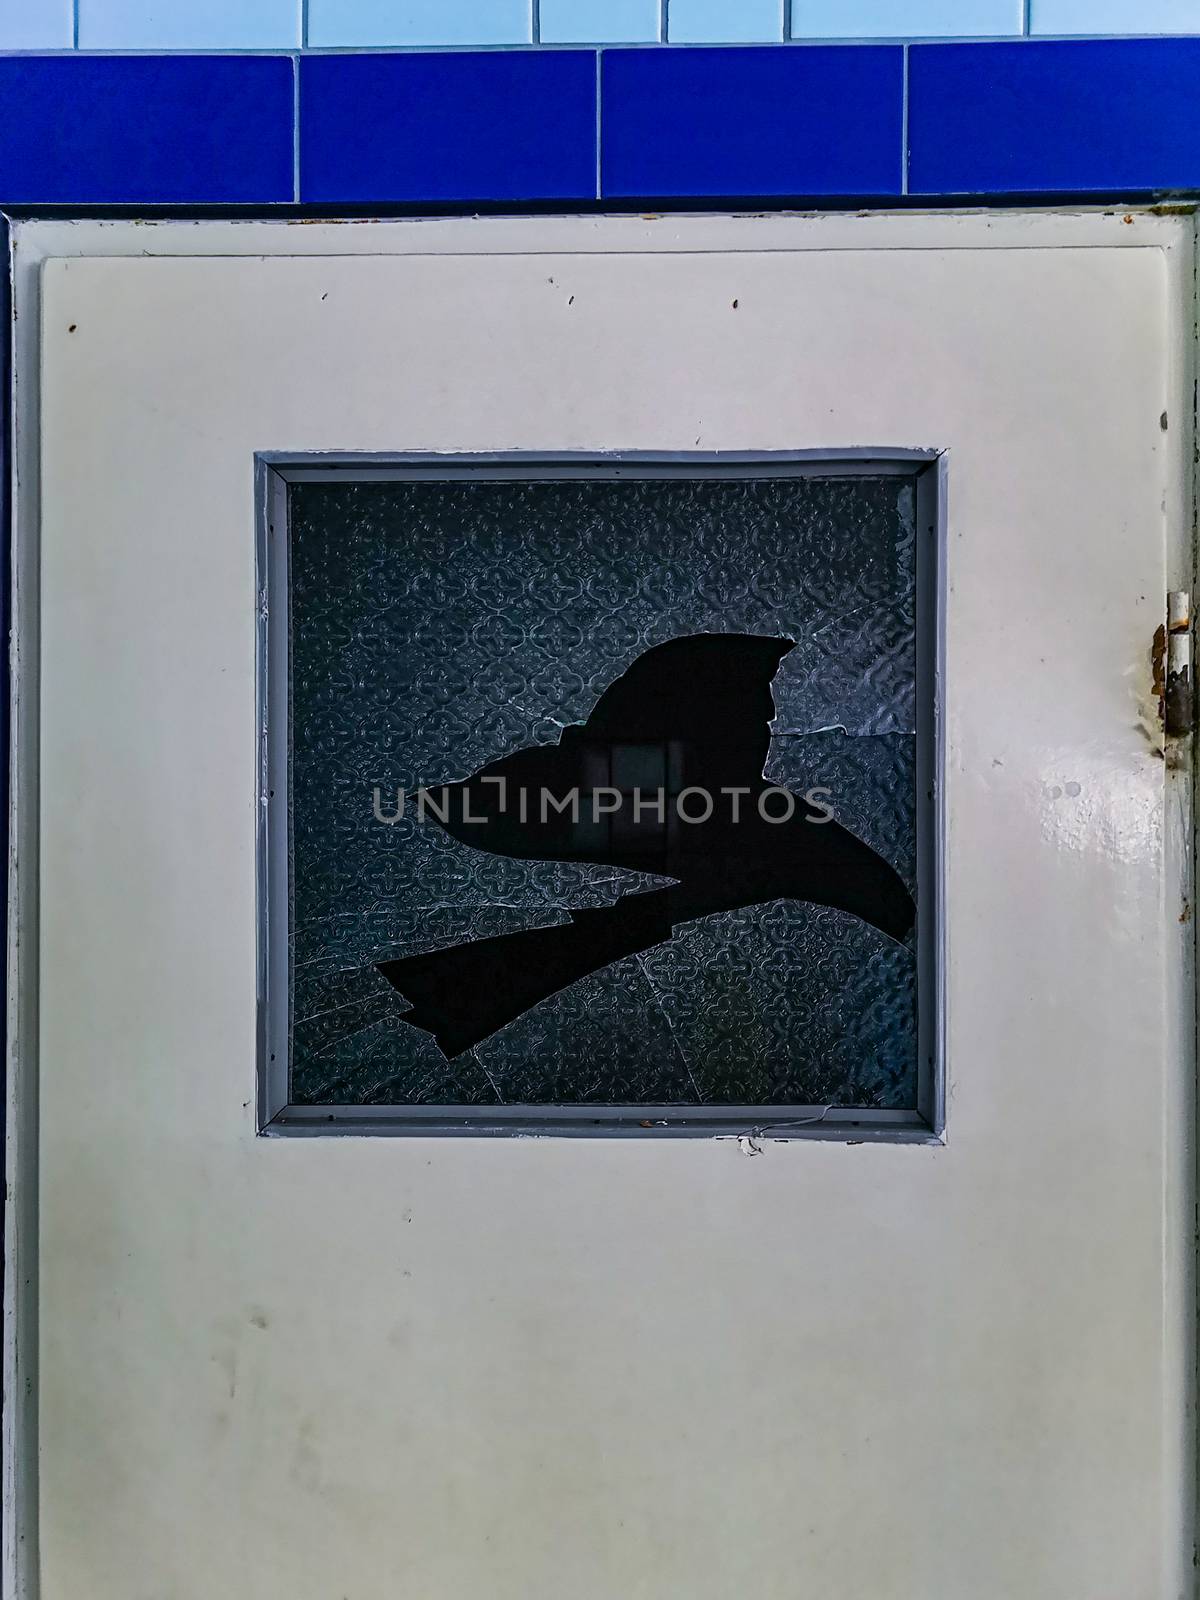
[287,474,919,1108]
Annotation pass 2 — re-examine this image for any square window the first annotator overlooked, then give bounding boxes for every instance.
[260,459,939,1135]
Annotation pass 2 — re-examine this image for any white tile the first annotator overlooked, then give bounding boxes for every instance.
[308,0,532,47]
[78,0,300,48]
[0,0,72,48]
[792,0,1021,37]
[540,0,658,42]
[667,0,783,43]
[1032,0,1200,31]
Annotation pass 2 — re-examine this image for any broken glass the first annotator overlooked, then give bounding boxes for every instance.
[286,473,920,1109]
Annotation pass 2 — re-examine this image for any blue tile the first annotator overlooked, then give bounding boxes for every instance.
[78,0,300,47]
[1031,0,1200,31]
[0,0,72,48]
[540,0,658,42]
[300,52,596,202]
[667,0,782,40]
[792,0,1020,36]
[0,56,294,204]
[602,45,903,197]
[909,38,1200,193]
[308,0,530,46]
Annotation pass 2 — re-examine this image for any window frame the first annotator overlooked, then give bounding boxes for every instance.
[256,450,945,1139]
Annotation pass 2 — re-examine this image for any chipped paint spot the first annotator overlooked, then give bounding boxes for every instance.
[1136,622,1170,751]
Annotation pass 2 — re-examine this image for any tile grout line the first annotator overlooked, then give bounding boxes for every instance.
[531,0,540,45]
[7,37,1196,55]
[72,0,79,50]
[594,49,602,200]
[292,53,300,203]
[901,42,909,195]
[659,0,668,44]
[1022,0,1031,34]
[781,0,791,44]
[301,0,308,48]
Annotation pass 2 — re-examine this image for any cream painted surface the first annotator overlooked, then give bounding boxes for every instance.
[18,216,1196,1598]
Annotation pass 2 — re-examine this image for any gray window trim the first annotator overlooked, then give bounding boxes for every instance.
[256,450,945,1141]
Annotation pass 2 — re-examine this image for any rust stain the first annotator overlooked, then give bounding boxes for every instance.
[1152,622,1167,707]
[1180,900,1192,925]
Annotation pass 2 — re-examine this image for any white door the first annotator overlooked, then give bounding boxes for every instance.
[9,212,1196,1598]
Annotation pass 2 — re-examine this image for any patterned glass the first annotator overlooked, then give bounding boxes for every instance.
[287,473,919,1109]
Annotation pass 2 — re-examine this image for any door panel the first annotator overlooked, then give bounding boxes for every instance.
[15,214,1195,1598]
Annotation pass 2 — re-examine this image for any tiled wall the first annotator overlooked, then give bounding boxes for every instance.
[0,3,1198,204]
[4,0,1200,48]
[0,37,1197,204]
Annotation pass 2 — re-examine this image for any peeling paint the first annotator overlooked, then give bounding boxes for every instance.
[1152,622,1167,705]
[1136,621,1169,751]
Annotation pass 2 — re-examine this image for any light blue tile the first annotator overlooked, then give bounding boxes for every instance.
[78,0,300,48]
[667,0,782,42]
[0,0,72,48]
[792,0,1020,37]
[1031,0,1200,32]
[308,0,531,46]
[540,0,658,42]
